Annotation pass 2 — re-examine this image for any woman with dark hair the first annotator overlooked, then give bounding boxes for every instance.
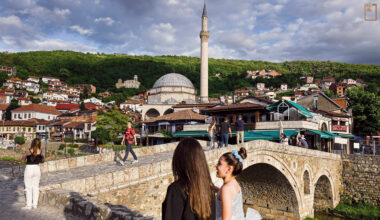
[215,148,261,220]
[162,138,215,220]
[21,138,44,210]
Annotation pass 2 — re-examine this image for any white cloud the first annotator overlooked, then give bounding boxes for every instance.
[54,8,71,16]
[167,0,179,5]
[94,17,115,26]
[70,25,93,35]
[0,15,23,28]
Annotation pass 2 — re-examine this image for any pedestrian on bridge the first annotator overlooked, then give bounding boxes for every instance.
[21,138,45,210]
[120,121,138,165]
[162,138,216,220]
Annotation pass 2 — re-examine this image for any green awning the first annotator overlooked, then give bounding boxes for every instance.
[174,130,208,137]
[322,131,339,137]
[338,133,355,138]
[308,129,333,139]
[266,100,313,118]
[244,130,298,141]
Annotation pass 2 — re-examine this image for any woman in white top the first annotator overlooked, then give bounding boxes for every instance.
[208,117,217,149]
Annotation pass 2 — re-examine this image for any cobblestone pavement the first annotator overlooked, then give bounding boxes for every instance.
[0,177,82,220]
[40,150,175,187]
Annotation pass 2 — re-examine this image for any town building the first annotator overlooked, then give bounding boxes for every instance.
[256,83,265,91]
[115,75,141,89]
[0,65,16,76]
[41,76,59,84]
[76,84,96,94]
[0,120,36,141]
[0,104,8,120]
[329,83,346,96]
[321,76,336,90]
[27,76,39,83]
[43,92,69,101]
[280,83,288,91]
[341,78,356,85]
[120,100,143,112]
[48,80,67,92]
[11,104,61,121]
[306,76,314,84]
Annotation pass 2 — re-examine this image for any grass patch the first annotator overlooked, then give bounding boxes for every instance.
[1,156,21,163]
[304,218,318,220]
[333,202,380,219]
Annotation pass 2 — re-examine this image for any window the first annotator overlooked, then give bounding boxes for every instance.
[48,116,50,120]
[28,113,31,118]
[332,120,338,125]
[340,121,346,126]
[24,113,27,118]
[28,128,31,132]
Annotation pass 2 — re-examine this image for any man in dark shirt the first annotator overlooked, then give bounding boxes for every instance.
[235,115,244,145]
[218,117,232,148]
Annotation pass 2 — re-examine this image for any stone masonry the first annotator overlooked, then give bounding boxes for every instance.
[341,155,380,206]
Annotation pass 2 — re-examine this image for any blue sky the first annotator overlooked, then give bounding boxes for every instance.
[0,0,379,64]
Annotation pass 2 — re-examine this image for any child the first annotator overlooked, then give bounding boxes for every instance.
[215,148,261,220]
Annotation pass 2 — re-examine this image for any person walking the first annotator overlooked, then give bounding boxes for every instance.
[218,118,232,148]
[208,117,217,149]
[120,121,138,165]
[162,138,215,220]
[298,136,309,148]
[235,115,244,145]
[21,138,44,210]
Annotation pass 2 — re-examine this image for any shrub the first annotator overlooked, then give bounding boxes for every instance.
[64,138,74,143]
[77,138,88,143]
[72,144,79,148]
[58,144,65,150]
[56,152,64,155]
[67,148,75,156]
[14,136,25,145]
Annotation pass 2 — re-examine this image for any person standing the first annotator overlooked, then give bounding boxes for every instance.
[290,135,297,146]
[280,133,288,145]
[162,138,215,220]
[21,138,44,210]
[218,118,232,148]
[298,136,309,148]
[235,115,244,145]
[120,121,138,165]
[208,117,217,149]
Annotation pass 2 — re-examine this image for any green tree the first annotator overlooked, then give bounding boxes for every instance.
[95,109,132,141]
[5,99,20,120]
[92,127,110,145]
[79,102,87,111]
[347,86,380,137]
[14,136,25,145]
[324,90,338,98]
[30,97,41,104]
[0,71,9,85]
[366,82,378,94]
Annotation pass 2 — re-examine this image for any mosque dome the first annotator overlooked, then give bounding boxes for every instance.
[152,73,194,89]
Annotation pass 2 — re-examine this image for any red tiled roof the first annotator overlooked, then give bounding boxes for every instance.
[0,104,9,111]
[202,103,266,112]
[144,109,206,123]
[12,104,62,115]
[172,103,217,108]
[56,104,79,111]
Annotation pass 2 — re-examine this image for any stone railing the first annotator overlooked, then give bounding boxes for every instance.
[39,140,207,174]
[255,120,319,130]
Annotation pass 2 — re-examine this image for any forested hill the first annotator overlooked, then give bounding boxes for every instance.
[0,51,379,96]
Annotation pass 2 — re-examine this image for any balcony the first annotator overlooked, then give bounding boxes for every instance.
[332,125,347,132]
[255,120,318,130]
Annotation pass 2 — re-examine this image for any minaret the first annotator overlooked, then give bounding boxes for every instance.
[200,1,209,103]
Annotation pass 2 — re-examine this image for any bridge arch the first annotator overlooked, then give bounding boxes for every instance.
[303,164,313,195]
[313,170,335,212]
[238,153,303,219]
[163,108,174,115]
[145,108,160,119]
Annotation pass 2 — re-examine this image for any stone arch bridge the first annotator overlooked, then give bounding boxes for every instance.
[39,140,342,219]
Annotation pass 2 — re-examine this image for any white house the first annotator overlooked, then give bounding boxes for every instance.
[280,83,288,91]
[11,104,61,121]
[43,92,69,101]
[256,83,266,91]
[120,100,143,112]
[42,77,59,84]
[23,80,40,93]
[68,94,80,103]
[341,78,356,85]
[84,97,103,106]
[18,97,32,106]
[27,77,40,83]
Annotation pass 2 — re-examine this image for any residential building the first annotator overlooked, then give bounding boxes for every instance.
[0,65,16,76]
[98,90,111,99]
[0,104,8,120]
[76,84,96,94]
[238,96,275,106]
[27,76,39,83]
[0,120,36,140]
[68,94,80,103]
[232,89,249,102]
[306,76,314,84]
[115,75,141,89]
[43,92,68,101]
[84,97,103,106]
[11,104,61,121]
[120,100,143,112]
[329,83,346,96]
[341,78,356,85]
[0,93,11,104]
[256,83,265,91]
[23,80,40,93]
[48,80,67,92]
[280,83,288,91]
[321,76,336,90]
[46,100,71,107]
[18,97,32,106]
[41,76,59,84]
[67,87,80,95]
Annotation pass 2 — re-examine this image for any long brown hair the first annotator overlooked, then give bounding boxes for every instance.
[222,147,247,176]
[30,138,41,162]
[208,117,216,132]
[172,138,214,220]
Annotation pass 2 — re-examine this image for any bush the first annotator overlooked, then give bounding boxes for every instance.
[14,136,25,145]
[68,144,79,148]
[67,148,75,156]
[64,138,74,143]
[77,138,88,143]
[56,152,64,155]
[58,144,65,150]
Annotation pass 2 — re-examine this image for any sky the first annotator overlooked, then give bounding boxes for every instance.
[0,0,380,64]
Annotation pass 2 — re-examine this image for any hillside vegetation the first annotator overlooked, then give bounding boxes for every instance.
[1,51,379,96]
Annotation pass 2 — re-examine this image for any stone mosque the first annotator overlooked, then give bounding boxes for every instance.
[142,2,210,120]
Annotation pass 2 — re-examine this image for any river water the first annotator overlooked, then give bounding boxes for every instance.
[314,212,347,220]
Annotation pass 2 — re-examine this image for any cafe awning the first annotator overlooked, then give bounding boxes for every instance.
[266,100,313,118]
[174,130,208,137]
[322,131,339,137]
[338,133,355,138]
[244,130,298,141]
[308,129,333,139]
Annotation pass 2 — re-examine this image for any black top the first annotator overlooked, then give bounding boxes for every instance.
[162,181,215,220]
[235,120,244,131]
[26,153,44,165]
[220,122,230,134]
